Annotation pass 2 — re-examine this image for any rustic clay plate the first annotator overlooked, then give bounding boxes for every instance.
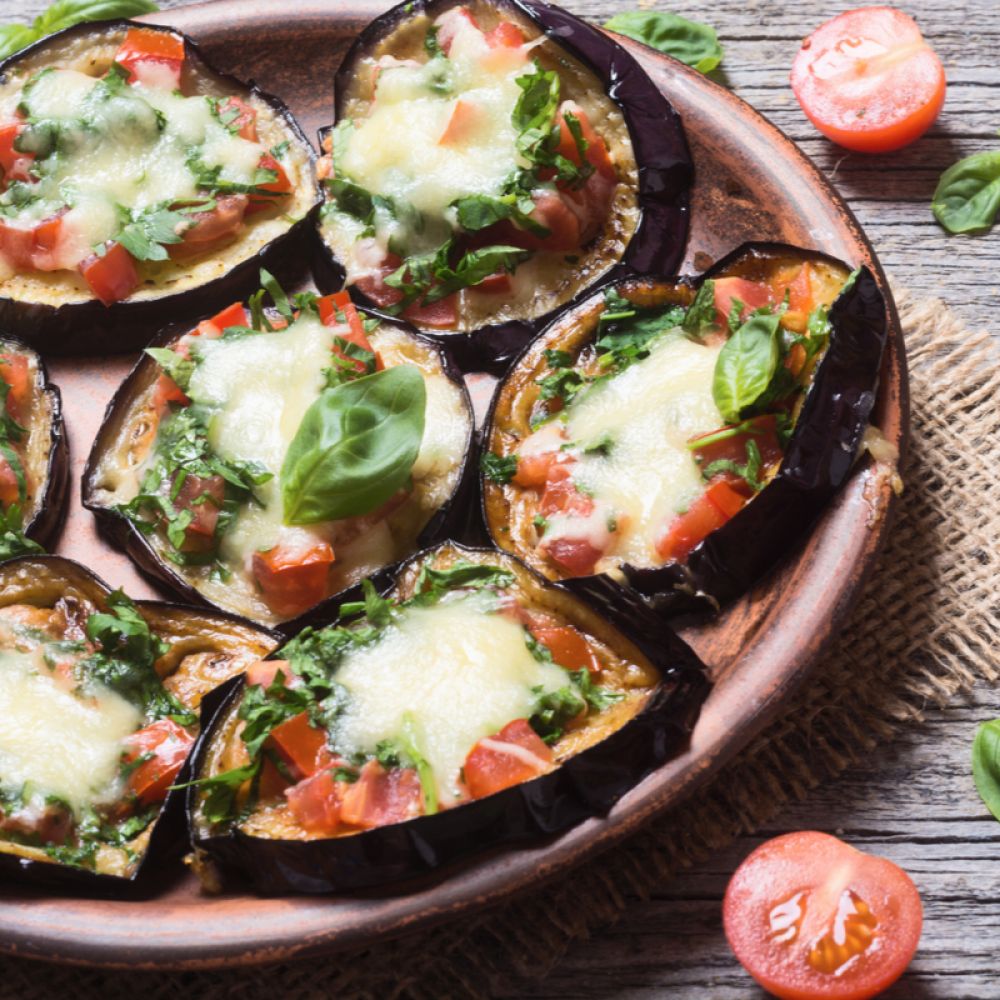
[0,0,907,968]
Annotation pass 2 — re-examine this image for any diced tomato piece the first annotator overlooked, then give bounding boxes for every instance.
[0,354,30,422]
[193,300,248,339]
[247,154,292,212]
[706,477,748,519]
[153,374,189,410]
[172,472,225,549]
[656,479,748,563]
[713,276,774,329]
[540,465,593,518]
[0,220,33,269]
[354,252,405,308]
[177,195,247,252]
[79,241,140,306]
[123,719,194,806]
[514,451,561,489]
[475,271,511,294]
[554,103,616,181]
[485,21,525,48]
[464,719,553,799]
[436,7,481,54]
[338,760,423,829]
[31,214,62,259]
[115,28,185,88]
[252,539,335,617]
[316,290,351,325]
[215,96,258,141]
[403,294,458,329]
[785,342,807,378]
[316,154,333,180]
[285,769,342,834]
[0,455,19,507]
[266,711,335,781]
[0,213,67,271]
[542,536,603,576]
[783,262,814,315]
[688,414,784,481]
[0,122,32,184]
[246,658,295,689]
[258,756,289,799]
[530,625,600,675]
[439,99,482,146]
[518,191,582,252]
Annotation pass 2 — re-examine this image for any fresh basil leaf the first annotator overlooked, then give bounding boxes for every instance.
[400,713,437,815]
[325,176,374,224]
[712,311,781,423]
[116,204,185,262]
[145,347,195,392]
[411,560,515,605]
[931,150,1000,234]
[259,268,292,320]
[451,193,549,238]
[281,366,426,525]
[481,451,518,484]
[0,503,42,560]
[973,719,1000,823]
[683,279,717,333]
[425,244,529,302]
[604,11,723,74]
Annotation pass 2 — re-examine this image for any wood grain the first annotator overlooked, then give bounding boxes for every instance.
[1,0,996,995]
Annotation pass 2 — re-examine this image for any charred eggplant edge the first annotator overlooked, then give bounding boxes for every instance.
[186,541,708,895]
[0,554,280,897]
[481,241,889,617]
[0,19,322,356]
[81,302,479,637]
[313,0,692,374]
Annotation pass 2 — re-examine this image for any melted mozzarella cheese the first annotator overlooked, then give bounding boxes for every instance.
[549,333,724,566]
[0,650,141,813]
[331,598,567,800]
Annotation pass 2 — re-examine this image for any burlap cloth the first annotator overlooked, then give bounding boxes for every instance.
[2,289,997,999]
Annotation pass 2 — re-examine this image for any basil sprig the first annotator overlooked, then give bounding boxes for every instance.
[972,718,1000,823]
[0,0,160,60]
[604,11,723,75]
[932,150,1000,234]
[281,366,426,525]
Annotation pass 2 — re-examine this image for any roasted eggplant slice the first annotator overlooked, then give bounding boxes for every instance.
[187,542,707,894]
[0,339,66,553]
[83,278,476,631]
[0,21,319,354]
[482,243,889,615]
[0,555,278,895]
[315,0,691,370]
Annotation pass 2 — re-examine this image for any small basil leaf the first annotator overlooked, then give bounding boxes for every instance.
[604,11,723,75]
[972,719,1000,822]
[931,151,1000,234]
[712,311,781,423]
[281,366,426,525]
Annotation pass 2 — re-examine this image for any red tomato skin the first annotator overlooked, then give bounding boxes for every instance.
[723,831,923,1000]
[790,8,946,154]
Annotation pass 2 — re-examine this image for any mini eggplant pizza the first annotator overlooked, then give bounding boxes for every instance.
[0,21,318,352]
[316,0,690,365]
[0,556,278,892]
[187,543,707,894]
[84,276,474,629]
[0,340,66,554]
[482,243,888,612]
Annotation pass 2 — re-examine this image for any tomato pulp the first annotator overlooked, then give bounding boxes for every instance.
[723,831,922,999]
[790,7,946,153]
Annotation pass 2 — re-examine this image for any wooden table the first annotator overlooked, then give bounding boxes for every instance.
[6,0,998,995]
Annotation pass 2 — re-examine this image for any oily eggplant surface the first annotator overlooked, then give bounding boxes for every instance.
[82,300,479,636]
[0,20,320,355]
[483,242,889,617]
[187,542,708,895]
[0,340,68,549]
[0,556,279,896]
[315,0,691,373]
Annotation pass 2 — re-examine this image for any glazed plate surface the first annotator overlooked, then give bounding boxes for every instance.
[0,0,907,968]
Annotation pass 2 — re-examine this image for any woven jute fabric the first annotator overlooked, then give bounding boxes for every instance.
[2,290,997,1000]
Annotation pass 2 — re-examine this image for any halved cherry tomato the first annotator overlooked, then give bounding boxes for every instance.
[115,27,185,88]
[215,96,258,141]
[0,455,19,507]
[790,8,946,154]
[79,241,140,306]
[252,539,335,616]
[171,472,224,550]
[338,760,423,828]
[724,830,922,1000]
[286,769,342,834]
[0,354,30,422]
[464,719,553,798]
[123,719,195,806]
[530,625,600,675]
[266,711,335,780]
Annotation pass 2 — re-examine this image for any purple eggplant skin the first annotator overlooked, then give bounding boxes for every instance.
[314,0,692,375]
[3,340,70,550]
[81,302,480,638]
[0,555,280,898]
[482,241,889,619]
[0,20,321,357]
[186,543,709,896]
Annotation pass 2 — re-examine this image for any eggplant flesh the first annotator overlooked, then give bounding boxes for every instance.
[0,339,67,550]
[82,298,477,632]
[187,541,708,895]
[316,0,691,372]
[0,555,279,896]
[482,242,889,616]
[0,21,320,355]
